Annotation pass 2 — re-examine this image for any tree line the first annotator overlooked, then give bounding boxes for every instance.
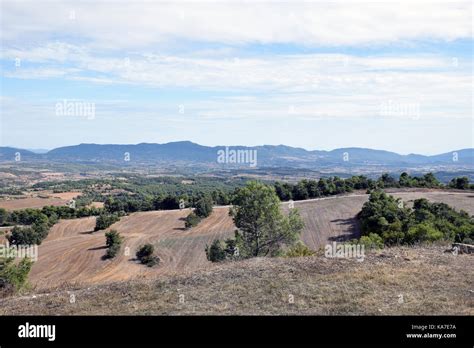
[273,173,472,202]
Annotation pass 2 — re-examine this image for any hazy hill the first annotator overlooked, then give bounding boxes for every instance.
[0,142,473,168]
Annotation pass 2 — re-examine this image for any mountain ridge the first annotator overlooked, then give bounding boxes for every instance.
[0,142,473,167]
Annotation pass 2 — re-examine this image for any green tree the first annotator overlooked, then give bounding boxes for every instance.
[399,172,412,187]
[274,182,293,201]
[230,181,304,257]
[450,177,469,190]
[95,213,120,231]
[292,181,309,200]
[194,196,213,218]
[104,230,123,259]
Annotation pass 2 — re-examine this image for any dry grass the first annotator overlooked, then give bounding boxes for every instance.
[1,245,472,315]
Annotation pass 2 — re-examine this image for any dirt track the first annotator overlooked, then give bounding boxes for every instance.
[29,191,473,290]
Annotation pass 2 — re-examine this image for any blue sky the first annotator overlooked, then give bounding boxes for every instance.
[0,0,472,155]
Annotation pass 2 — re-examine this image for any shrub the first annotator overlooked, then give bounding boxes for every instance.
[0,257,33,296]
[359,233,384,249]
[205,237,240,262]
[284,241,315,257]
[184,212,201,229]
[406,223,443,243]
[136,244,159,267]
[205,239,227,262]
[104,230,123,259]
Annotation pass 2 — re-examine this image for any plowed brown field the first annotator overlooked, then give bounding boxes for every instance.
[0,197,68,211]
[29,191,473,290]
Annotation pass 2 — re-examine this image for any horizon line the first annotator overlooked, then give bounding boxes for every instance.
[1,141,473,157]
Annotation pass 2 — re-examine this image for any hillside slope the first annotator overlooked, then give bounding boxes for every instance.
[1,245,472,315]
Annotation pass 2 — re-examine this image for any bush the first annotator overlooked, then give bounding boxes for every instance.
[284,241,315,257]
[104,230,123,259]
[205,237,240,262]
[359,233,384,249]
[184,212,201,229]
[406,223,443,243]
[0,257,33,296]
[136,244,160,267]
[205,240,227,262]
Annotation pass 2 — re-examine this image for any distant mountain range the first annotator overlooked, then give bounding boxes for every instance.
[0,141,473,168]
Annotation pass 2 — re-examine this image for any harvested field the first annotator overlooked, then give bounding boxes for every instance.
[25,191,474,290]
[29,207,235,289]
[0,197,67,211]
[0,191,81,210]
[49,191,82,200]
[290,191,474,250]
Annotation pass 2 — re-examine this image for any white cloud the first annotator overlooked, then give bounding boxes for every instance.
[1,0,471,48]
[2,41,471,122]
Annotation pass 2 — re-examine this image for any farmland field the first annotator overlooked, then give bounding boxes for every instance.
[0,191,81,211]
[0,197,68,211]
[28,190,474,290]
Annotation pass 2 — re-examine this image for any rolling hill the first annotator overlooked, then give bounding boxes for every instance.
[23,190,474,291]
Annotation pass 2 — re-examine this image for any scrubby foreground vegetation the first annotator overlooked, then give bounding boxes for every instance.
[0,245,471,315]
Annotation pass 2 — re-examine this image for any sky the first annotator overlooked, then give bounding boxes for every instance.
[0,0,473,155]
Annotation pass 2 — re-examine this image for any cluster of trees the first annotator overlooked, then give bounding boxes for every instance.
[8,223,50,246]
[33,176,241,207]
[103,194,179,214]
[7,209,56,245]
[357,190,474,246]
[272,172,451,202]
[398,172,441,188]
[0,205,102,227]
[102,191,226,216]
[1,205,104,245]
[184,196,213,229]
[274,176,368,201]
[205,181,305,262]
[448,176,472,190]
